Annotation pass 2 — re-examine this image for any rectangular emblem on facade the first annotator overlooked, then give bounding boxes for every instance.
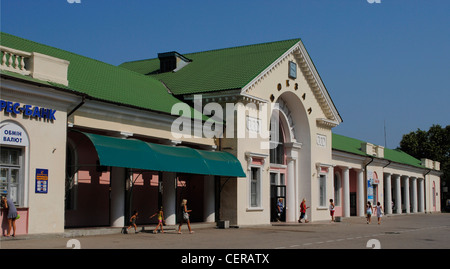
[316,134,327,147]
[35,168,48,194]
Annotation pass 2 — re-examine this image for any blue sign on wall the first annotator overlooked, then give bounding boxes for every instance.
[36,169,48,194]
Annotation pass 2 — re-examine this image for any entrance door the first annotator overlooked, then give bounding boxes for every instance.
[270,172,286,222]
[350,192,357,216]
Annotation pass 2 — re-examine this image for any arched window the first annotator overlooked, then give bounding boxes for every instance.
[0,121,29,207]
[270,120,285,165]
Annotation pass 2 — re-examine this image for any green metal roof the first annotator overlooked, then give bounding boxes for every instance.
[384,148,424,169]
[332,133,424,169]
[80,131,246,177]
[120,38,301,95]
[0,32,193,116]
[332,133,367,157]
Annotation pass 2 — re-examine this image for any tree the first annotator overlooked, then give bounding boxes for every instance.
[399,124,450,211]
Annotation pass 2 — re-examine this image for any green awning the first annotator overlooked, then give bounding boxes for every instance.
[79,131,246,177]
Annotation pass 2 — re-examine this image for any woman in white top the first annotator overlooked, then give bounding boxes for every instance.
[366,201,373,224]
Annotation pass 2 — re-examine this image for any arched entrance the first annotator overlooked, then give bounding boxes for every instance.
[269,93,310,223]
[269,118,287,222]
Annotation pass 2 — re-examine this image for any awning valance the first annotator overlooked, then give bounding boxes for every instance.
[78,131,246,177]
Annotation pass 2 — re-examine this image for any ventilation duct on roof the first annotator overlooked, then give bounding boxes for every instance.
[157,51,192,73]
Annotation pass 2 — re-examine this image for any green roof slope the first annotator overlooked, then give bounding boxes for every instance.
[332,133,424,169]
[332,133,367,156]
[0,32,186,115]
[384,148,423,168]
[120,38,301,95]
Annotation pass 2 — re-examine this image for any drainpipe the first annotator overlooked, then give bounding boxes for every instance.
[68,96,86,117]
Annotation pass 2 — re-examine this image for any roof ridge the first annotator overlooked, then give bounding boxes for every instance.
[184,37,301,56]
[121,37,301,65]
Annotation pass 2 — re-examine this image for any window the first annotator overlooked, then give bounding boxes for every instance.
[319,174,327,207]
[270,171,286,197]
[0,147,23,205]
[288,61,297,79]
[250,167,261,208]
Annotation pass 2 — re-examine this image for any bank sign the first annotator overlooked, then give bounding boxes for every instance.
[0,99,56,121]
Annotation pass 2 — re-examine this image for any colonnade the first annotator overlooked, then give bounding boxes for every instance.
[336,166,426,218]
[384,173,425,215]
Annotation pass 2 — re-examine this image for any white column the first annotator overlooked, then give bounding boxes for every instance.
[394,174,402,214]
[357,169,365,217]
[411,177,418,213]
[384,173,392,215]
[286,157,296,222]
[342,167,350,218]
[110,167,126,227]
[162,172,177,225]
[403,176,410,214]
[204,175,215,222]
[418,178,425,213]
[285,142,301,222]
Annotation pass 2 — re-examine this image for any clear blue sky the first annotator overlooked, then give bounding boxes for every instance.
[1,0,449,149]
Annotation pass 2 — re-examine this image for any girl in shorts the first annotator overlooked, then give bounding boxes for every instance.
[150,206,166,234]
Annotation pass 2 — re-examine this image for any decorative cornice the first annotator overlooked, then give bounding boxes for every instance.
[317,118,339,128]
[294,41,341,124]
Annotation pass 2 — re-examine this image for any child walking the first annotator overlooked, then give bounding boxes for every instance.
[150,206,166,234]
[127,210,139,233]
[329,199,335,223]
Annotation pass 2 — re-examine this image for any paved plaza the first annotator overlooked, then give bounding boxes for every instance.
[1,213,449,250]
[2,213,448,267]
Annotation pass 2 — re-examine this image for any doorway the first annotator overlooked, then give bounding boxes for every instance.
[270,172,286,222]
[350,192,357,216]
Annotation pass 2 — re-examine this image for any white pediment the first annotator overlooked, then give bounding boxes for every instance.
[240,40,342,127]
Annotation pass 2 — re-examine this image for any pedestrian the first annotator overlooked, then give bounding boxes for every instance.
[150,206,165,234]
[366,201,373,224]
[276,198,284,222]
[178,199,194,234]
[329,199,335,223]
[1,195,18,237]
[127,210,139,233]
[375,202,383,225]
[298,198,309,223]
